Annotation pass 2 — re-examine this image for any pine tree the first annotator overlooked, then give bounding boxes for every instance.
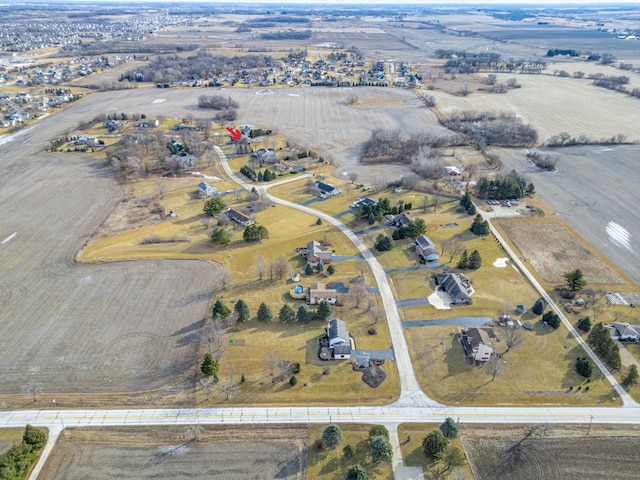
[257,302,273,322]
[305,263,314,275]
[212,300,231,320]
[468,250,482,269]
[279,304,296,323]
[234,299,250,323]
[316,300,332,321]
[457,250,469,269]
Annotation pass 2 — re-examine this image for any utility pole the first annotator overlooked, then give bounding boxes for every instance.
[588,415,594,435]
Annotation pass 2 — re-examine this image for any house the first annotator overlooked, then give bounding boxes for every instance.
[251,148,277,165]
[460,327,495,362]
[307,282,338,305]
[415,235,440,262]
[351,197,377,209]
[314,181,341,198]
[435,273,475,304]
[226,208,254,227]
[604,322,640,341]
[327,318,351,359]
[197,181,218,198]
[390,211,413,227]
[445,166,461,177]
[296,240,333,266]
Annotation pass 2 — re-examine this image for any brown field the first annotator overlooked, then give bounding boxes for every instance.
[429,74,640,143]
[497,218,624,285]
[39,425,308,480]
[461,424,640,480]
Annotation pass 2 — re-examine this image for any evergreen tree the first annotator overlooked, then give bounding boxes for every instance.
[201,353,219,380]
[297,304,312,323]
[564,269,587,291]
[422,431,449,459]
[234,299,250,323]
[542,311,560,329]
[22,425,47,450]
[327,265,335,275]
[369,425,389,439]
[257,302,273,322]
[374,234,394,252]
[212,300,231,320]
[623,365,639,387]
[243,224,269,242]
[468,250,482,270]
[439,417,459,439]
[532,297,547,315]
[203,197,227,216]
[370,435,393,463]
[305,263,314,275]
[588,323,621,370]
[577,317,592,333]
[279,304,296,323]
[322,424,344,449]
[576,356,593,378]
[316,300,332,321]
[457,250,469,269]
[316,262,324,272]
[211,227,231,245]
[345,465,369,480]
[437,445,466,472]
[289,375,298,386]
[367,212,375,225]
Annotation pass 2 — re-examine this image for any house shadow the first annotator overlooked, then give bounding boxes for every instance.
[443,337,473,378]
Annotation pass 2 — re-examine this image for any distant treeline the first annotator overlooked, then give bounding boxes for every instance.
[436,50,545,74]
[546,49,580,57]
[120,52,273,84]
[444,111,538,149]
[260,30,312,40]
[59,41,198,56]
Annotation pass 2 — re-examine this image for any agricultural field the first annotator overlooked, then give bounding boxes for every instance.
[493,145,640,288]
[39,425,308,480]
[429,74,640,143]
[461,424,640,480]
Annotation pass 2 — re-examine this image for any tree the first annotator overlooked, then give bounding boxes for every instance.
[439,417,459,439]
[305,263,314,275]
[22,425,47,450]
[316,300,332,321]
[257,302,273,323]
[441,238,462,264]
[588,323,621,370]
[370,435,393,463]
[212,300,230,320]
[532,297,547,315]
[201,353,219,380]
[234,299,250,323]
[322,424,344,449]
[542,311,560,329]
[457,250,469,269]
[345,465,369,480]
[577,317,592,333]
[316,218,323,225]
[564,269,587,291]
[243,224,269,242]
[315,262,323,273]
[297,304,312,323]
[623,365,639,388]
[367,212,375,225]
[486,353,503,381]
[327,265,335,275]
[289,375,298,386]
[470,214,490,236]
[422,431,449,458]
[374,234,394,252]
[405,218,427,238]
[437,445,465,472]
[503,327,525,352]
[279,304,296,323]
[576,356,593,378]
[211,227,231,245]
[203,196,226,216]
[369,425,389,439]
[468,250,482,270]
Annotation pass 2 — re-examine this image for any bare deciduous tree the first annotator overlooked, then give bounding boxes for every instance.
[219,266,232,290]
[203,317,227,362]
[349,283,370,309]
[199,378,214,401]
[265,352,280,376]
[348,171,358,184]
[274,256,288,280]
[485,353,503,381]
[156,179,167,199]
[356,259,368,278]
[184,425,205,443]
[219,379,240,400]
[255,255,266,281]
[502,327,525,353]
[23,381,42,403]
[441,238,462,264]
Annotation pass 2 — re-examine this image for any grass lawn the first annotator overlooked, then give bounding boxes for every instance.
[404,323,621,406]
[398,423,473,479]
[0,429,24,455]
[307,424,393,480]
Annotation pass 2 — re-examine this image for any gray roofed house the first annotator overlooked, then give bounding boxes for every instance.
[352,197,378,209]
[391,211,413,227]
[307,282,338,305]
[415,235,440,262]
[605,322,640,341]
[328,318,349,348]
[435,272,475,304]
[314,181,341,198]
[226,208,254,227]
[460,326,494,362]
[197,181,218,198]
[296,240,333,266]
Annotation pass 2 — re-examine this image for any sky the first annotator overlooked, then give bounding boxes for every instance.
[180,1,640,4]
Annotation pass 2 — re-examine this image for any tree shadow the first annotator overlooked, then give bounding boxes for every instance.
[443,336,473,378]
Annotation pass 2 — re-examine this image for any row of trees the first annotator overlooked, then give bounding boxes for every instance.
[0,425,48,480]
[240,164,277,182]
[457,249,482,270]
[444,111,538,149]
[475,171,533,200]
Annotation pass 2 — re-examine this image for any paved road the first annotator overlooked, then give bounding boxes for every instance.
[402,317,493,328]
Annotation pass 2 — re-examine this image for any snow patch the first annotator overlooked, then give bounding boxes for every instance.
[493,257,508,268]
[152,98,166,104]
[606,221,632,251]
[287,93,300,97]
[255,89,273,96]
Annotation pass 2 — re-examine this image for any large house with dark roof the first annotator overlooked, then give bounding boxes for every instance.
[313,181,341,198]
[435,273,475,304]
[197,181,218,198]
[327,318,351,359]
[460,327,494,362]
[415,235,439,262]
[226,208,254,227]
[307,282,338,305]
[295,240,333,266]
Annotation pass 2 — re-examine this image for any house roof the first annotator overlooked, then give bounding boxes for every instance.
[307,240,332,261]
[309,282,337,297]
[328,318,349,341]
[314,181,338,193]
[461,327,494,359]
[611,322,640,338]
[226,208,253,225]
[393,211,413,226]
[415,235,439,261]
[436,273,475,302]
[333,344,352,355]
[198,181,212,190]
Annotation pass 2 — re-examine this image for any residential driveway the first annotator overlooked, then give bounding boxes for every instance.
[396,298,430,308]
[352,349,396,364]
[333,208,354,218]
[427,290,451,310]
[332,255,362,262]
[300,197,322,206]
[385,264,442,274]
[402,317,493,328]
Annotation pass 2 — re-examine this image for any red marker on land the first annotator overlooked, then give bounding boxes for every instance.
[226,127,241,141]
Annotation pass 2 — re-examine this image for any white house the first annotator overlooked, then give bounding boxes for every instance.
[307,282,338,305]
[605,322,640,341]
[327,319,351,359]
[460,327,494,362]
[314,181,341,198]
[197,181,218,198]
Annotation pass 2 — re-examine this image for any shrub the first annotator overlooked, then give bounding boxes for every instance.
[289,375,298,386]
[576,356,593,378]
[532,297,547,315]
[577,317,592,333]
[422,430,448,458]
[542,311,560,329]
